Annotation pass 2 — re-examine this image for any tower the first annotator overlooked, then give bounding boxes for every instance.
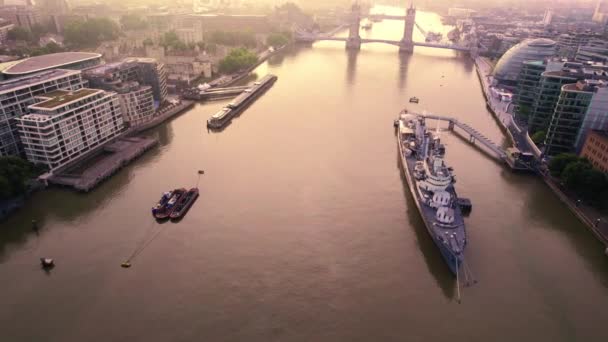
[346,2,361,50]
[400,2,416,53]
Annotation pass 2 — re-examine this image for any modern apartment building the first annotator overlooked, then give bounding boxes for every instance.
[576,39,608,64]
[0,19,13,44]
[0,5,40,30]
[580,130,608,173]
[117,84,154,126]
[514,60,608,133]
[85,58,168,106]
[16,89,124,171]
[545,80,608,156]
[0,69,86,156]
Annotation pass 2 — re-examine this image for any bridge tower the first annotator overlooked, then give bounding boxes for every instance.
[399,2,415,53]
[346,3,362,50]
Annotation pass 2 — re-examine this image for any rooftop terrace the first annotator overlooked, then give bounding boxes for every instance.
[31,89,101,110]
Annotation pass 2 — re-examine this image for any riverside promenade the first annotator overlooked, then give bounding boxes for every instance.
[474,57,608,249]
[474,57,537,156]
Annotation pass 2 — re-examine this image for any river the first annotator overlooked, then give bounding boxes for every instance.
[1,6,608,342]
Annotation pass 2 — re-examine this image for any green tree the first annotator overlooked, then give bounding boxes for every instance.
[7,27,33,42]
[64,18,120,48]
[209,30,257,48]
[548,153,579,177]
[219,48,258,74]
[120,14,148,30]
[266,32,290,47]
[143,38,154,46]
[531,130,546,145]
[0,156,39,200]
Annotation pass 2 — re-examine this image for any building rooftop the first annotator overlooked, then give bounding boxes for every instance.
[0,69,81,94]
[31,89,101,110]
[2,52,102,76]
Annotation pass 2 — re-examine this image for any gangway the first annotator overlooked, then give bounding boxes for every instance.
[417,113,507,160]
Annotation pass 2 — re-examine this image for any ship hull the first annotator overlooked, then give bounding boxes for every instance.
[397,127,463,275]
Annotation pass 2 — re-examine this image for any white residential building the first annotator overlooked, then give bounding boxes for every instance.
[16,88,124,171]
[0,69,86,156]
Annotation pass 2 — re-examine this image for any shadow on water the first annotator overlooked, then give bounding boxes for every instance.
[523,181,608,288]
[397,52,412,90]
[267,53,285,67]
[0,126,172,262]
[395,150,456,300]
[346,50,358,86]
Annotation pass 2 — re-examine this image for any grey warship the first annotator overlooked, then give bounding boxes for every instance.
[396,110,467,275]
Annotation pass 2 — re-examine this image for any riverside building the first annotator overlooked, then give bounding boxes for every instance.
[493,38,556,85]
[83,63,156,126]
[16,89,124,171]
[580,130,608,173]
[86,58,168,107]
[545,80,608,156]
[0,69,86,156]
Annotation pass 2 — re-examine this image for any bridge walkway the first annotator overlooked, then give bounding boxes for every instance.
[420,114,507,160]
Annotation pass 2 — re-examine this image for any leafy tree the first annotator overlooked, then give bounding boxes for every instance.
[531,130,546,145]
[0,156,39,200]
[7,27,33,42]
[30,42,65,56]
[120,14,148,30]
[160,31,188,50]
[143,38,154,46]
[219,48,258,73]
[267,32,290,47]
[208,30,257,48]
[64,18,120,48]
[548,153,578,177]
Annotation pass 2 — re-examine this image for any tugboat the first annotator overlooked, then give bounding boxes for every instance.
[170,188,200,220]
[409,96,420,103]
[396,110,467,275]
[153,188,186,220]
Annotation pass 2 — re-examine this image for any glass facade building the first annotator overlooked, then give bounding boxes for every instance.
[493,38,556,84]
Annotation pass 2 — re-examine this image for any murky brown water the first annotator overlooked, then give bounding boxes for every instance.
[1,7,608,342]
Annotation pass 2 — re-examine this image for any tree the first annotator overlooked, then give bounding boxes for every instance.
[531,130,546,145]
[208,30,257,48]
[267,32,290,47]
[143,38,154,46]
[120,14,148,30]
[219,48,258,73]
[562,160,592,191]
[548,153,579,177]
[7,27,33,42]
[0,156,39,200]
[64,18,120,48]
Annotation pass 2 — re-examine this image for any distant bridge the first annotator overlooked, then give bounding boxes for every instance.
[295,3,479,55]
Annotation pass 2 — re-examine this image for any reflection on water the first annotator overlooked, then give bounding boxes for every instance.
[1,6,608,341]
[397,151,455,300]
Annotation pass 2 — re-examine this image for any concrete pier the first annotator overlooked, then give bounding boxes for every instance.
[49,137,158,192]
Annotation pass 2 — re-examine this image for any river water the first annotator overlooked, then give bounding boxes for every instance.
[2,7,608,342]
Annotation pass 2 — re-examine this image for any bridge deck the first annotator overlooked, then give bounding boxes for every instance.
[420,114,507,160]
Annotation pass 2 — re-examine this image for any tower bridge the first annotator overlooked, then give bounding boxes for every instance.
[295,2,479,56]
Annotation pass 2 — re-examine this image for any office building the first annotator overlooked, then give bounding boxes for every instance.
[16,89,124,171]
[0,69,86,156]
[85,58,168,107]
[493,38,556,85]
[593,0,608,24]
[0,52,102,80]
[0,5,39,30]
[545,80,608,156]
[0,19,13,44]
[580,130,608,173]
[576,39,608,64]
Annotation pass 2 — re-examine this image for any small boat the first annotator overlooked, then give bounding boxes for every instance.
[152,190,174,216]
[154,188,187,220]
[40,258,54,268]
[409,97,420,103]
[170,188,200,220]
